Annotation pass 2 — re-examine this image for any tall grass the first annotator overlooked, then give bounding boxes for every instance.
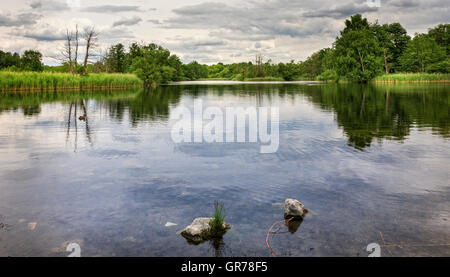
[0,72,143,92]
[210,200,226,233]
[373,73,450,83]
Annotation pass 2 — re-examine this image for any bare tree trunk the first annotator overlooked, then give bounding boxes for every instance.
[82,27,98,74]
[255,54,263,77]
[357,49,365,72]
[383,48,389,74]
[66,29,73,74]
[74,25,79,74]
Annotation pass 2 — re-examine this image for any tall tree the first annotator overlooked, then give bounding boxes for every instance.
[21,50,43,72]
[334,14,383,82]
[399,33,446,72]
[129,44,176,86]
[74,25,79,74]
[374,23,410,73]
[62,29,74,74]
[106,43,126,73]
[82,26,99,74]
[427,24,450,55]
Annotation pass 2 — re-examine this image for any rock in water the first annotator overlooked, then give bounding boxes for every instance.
[181,218,212,244]
[181,217,231,244]
[284,199,308,219]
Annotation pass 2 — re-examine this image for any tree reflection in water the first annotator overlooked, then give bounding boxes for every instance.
[66,99,92,152]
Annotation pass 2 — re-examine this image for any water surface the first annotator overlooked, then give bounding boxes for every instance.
[0,83,449,257]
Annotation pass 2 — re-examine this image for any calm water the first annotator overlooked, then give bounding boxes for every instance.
[0,82,449,257]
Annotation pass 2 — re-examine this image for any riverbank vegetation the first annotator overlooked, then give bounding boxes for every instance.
[0,15,448,88]
[373,73,450,83]
[0,72,142,92]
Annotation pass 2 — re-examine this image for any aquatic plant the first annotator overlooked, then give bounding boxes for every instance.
[209,200,226,234]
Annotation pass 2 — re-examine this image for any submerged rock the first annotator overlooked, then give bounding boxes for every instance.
[286,218,303,234]
[181,217,230,245]
[284,199,308,219]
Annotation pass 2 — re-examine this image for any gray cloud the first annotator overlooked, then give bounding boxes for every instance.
[147,19,161,25]
[21,31,66,41]
[386,0,421,8]
[164,2,332,39]
[29,0,70,11]
[304,2,379,18]
[0,12,41,27]
[1,0,448,65]
[113,16,142,27]
[81,5,143,13]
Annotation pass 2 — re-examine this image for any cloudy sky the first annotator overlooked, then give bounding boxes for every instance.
[0,0,448,65]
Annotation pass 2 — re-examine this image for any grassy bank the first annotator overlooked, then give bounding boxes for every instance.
[0,72,143,92]
[373,73,450,83]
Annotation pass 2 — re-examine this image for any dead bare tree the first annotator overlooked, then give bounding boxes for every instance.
[82,26,99,74]
[255,53,264,77]
[66,29,73,73]
[74,25,79,74]
[59,25,81,75]
[60,29,74,74]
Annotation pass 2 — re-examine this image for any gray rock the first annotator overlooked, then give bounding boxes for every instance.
[284,198,308,219]
[181,218,212,243]
[181,217,231,244]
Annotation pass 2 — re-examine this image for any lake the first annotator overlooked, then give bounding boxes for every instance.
[0,82,449,257]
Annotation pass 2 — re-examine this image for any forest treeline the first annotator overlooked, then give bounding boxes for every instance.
[1,14,448,85]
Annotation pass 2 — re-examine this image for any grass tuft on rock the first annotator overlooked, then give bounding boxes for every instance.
[210,201,226,235]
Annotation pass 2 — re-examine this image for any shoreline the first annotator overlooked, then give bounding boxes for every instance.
[0,85,143,93]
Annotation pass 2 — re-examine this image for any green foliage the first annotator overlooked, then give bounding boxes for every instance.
[0,49,43,72]
[129,44,176,86]
[20,50,43,72]
[373,22,411,73]
[427,24,450,55]
[182,61,209,80]
[374,73,450,82]
[2,15,448,84]
[0,72,142,91]
[210,201,225,232]
[317,69,338,81]
[334,17,384,82]
[399,34,446,73]
[105,43,127,73]
[0,50,21,69]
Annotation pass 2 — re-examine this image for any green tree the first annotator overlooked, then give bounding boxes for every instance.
[129,45,175,87]
[182,61,208,80]
[399,33,446,72]
[373,23,410,73]
[21,50,43,72]
[167,54,183,81]
[428,24,450,55]
[278,61,299,81]
[106,43,126,73]
[334,15,383,82]
[0,50,21,69]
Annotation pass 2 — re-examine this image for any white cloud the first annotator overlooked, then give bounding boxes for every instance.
[0,0,448,65]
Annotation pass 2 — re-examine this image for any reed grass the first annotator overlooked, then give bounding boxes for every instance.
[0,72,143,92]
[373,73,450,83]
[210,200,226,232]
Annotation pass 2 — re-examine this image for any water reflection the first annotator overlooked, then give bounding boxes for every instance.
[1,84,447,150]
[66,100,93,152]
[0,83,448,257]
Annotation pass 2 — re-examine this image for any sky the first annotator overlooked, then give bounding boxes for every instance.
[0,0,448,65]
